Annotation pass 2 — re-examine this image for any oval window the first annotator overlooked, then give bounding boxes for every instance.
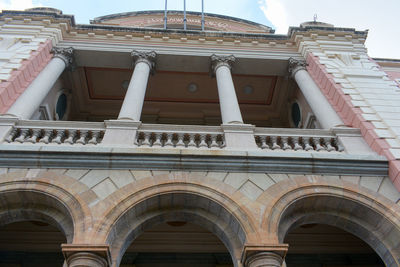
[56,93,67,120]
[291,102,301,128]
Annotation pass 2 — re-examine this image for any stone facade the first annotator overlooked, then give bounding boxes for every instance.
[0,7,400,267]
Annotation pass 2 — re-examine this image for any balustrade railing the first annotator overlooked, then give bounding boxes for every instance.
[1,120,346,153]
[254,128,344,152]
[3,121,105,145]
[135,124,225,149]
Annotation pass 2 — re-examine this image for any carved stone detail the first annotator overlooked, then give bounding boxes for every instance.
[245,252,284,267]
[210,54,236,74]
[131,50,157,71]
[51,47,74,67]
[66,252,108,267]
[62,244,110,267]
[288,57,308,77]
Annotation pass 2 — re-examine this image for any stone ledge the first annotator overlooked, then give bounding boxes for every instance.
[0,147,388,176]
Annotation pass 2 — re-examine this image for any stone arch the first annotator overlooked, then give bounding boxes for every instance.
[92,173,260,267]
[259,175,400,267]
[0,171,95,243]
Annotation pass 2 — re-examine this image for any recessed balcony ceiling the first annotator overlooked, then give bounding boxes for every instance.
[69,66,291,126]
[85,67,276,105]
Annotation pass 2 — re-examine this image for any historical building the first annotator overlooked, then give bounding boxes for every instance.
[0,7,400,267]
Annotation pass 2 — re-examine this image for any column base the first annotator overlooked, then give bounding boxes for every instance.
[222,123,258,150]
[101,120,141,146]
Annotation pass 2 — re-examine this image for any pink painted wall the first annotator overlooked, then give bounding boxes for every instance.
[0,40,53,113]
[385,71,400,87]
[307,53,400,191]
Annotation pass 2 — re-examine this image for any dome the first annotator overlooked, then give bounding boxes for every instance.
[91,10,273,33]
[300,21,334,28]
[24,7,63,15]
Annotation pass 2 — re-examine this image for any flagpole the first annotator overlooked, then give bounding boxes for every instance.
[164,0,167,29]
[201,0,205,31]
[183,0,187,30]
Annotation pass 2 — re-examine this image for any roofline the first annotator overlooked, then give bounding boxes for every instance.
[91,10,273,32]
[288,25,368,37]
[75,23,283,39]
[0,9,76,26]
[373,58,400,63]
[0,9,369,39]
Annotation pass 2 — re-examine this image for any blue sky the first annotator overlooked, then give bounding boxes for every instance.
[1,0,273,26]
[1,0,400,59]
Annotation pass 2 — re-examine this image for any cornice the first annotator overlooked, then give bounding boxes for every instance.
[0,9,75,26]
[1,11,369,50]
[288,25,368,38]
[0,146,388,176]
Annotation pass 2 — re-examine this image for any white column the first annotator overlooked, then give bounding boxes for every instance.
[118,51,156,121]
[289,58,344,129]
[7,47,73,120]
[211,55,243,124]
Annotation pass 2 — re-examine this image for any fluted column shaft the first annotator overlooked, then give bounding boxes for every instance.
[211,54,243,124]
[118,51,156,121]
[289,58,343,129]
[7,47,73,119]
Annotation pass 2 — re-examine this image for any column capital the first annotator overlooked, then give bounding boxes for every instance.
[241,244,288,267]
[210,54,236,74]
[245,252,283,267]
[288,57,308,77]
[62,244,111,267]
[131,50,157,71]
[51,47,74,68]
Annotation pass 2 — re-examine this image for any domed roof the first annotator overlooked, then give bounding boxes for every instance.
[91,10,273,33]
[25,7,63,15]
[300,21,334,28]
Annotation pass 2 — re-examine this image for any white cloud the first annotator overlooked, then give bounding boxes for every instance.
[259,0,400,59]
[0,0,38,11]
[258,0,288,34]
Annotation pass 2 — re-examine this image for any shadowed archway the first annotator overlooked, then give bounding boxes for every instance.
[106,192,248,267]
[261,177,400,267]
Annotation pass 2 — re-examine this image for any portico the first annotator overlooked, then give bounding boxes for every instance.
[1,7,399,267]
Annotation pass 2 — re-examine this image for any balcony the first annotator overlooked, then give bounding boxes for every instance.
[0,117,387,177]
[3,119,344,153]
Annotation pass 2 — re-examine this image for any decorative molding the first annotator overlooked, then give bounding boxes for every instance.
[0,147,388,176]
[210,54,236,74]
[62,244,111,267]
[288,57,307,77]
[131,50,157,71]
[51,47,74,67]
[241,244,288,267]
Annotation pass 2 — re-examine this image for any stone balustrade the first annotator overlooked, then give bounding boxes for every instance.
[0,121,354,154]
[254,128,344,152]
[3,120,105,145]
[135,124,225,149]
